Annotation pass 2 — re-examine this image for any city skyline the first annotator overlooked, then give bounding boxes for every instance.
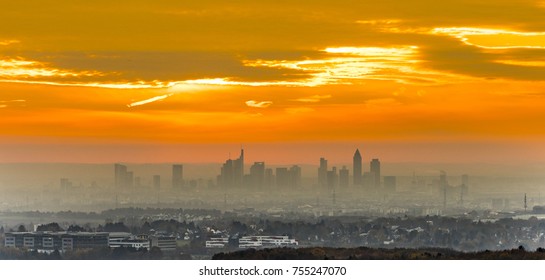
[2,1,545,164]
[3,1,545,265]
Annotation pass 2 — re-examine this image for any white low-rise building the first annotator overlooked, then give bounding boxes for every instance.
[205,237,229,248]
[238,236,298,248]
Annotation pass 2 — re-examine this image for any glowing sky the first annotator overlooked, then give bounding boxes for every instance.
[2,0,545,163]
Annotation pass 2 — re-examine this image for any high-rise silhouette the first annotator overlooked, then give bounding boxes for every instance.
[219,149,244,188]
[318,157,328,188]
[353,149,362,186]
[339,166,349,188]
[172,164,184,189]
[249,162,265,188]
[114,163,130,189]
[234,149,244,187]
[370,159,380,189]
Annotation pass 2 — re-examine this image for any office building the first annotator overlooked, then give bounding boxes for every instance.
[219,149,244,188]
[238,236,298,248]
[149,235,177,252]
[339,166,349,188]
[289,165,302,188]
[276,167,290,188]
[384,176,396,193]
[126,171,134,188]
[5,232,109,251]
[353,149,362,186]
[318,158,328,188]
[363,171,374,189]
[153,175,160,190]
[370,159,381,188]
[172,164,184,189]
[264,168,274,188]
[327,167,338,189]
[114,164,129,189]
[249,162,265,189]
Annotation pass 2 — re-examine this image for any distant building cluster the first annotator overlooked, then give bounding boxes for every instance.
[217,149,302,189]
[113,163,187,191]
[4,231,176,253]
[64,148,471,210]
[205,235,298,249]
[317,149,390,193]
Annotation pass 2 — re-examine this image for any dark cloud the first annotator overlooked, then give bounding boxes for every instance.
[14,51,312,83]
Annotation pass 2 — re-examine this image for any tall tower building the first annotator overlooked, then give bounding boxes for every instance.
[126,171,134,188]
[276,167,290,188]
[318,157,328,188]
[114,164,128,189]
[249,162,265,188]
[370,159,381,189]
[327,167,338,189]
[219,159,234,188]
[353,149,362,186]
[384,176,396,193]
[289,165,302,188]
[153,175,161,190]
[219,149,244,188]
[339,166,349,188]
[264,168,274,188]
[233,149,244,187]
[172,164,184,189]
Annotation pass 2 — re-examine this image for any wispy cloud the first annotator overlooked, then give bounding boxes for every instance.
[285,107,315,114]
[127,93,174,108]
[0,99,26,108]
[0,57,104,78]
[0,39,19,46]
[292,94,331,103]
[0,99,26,103]
[356,19,402,25]
[432,27,545,49]
[245,100,273,108]
[244,46,468,85]
[0,78,176,89]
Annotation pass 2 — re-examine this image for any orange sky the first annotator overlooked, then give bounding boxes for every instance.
[2,1,545,163]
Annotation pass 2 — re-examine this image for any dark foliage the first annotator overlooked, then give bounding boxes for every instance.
[36,223,64,232]
[213,246,545,260]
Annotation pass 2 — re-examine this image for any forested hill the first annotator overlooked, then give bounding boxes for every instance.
[213,246,545,260]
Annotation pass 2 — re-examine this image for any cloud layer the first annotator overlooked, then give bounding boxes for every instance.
[2,1,545,162]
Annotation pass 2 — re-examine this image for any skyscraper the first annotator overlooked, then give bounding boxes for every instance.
[276,167,290,188]
[172,164,184,189]
[327,167,338,189]
[353,149,362,186]
[114,163,128,189]
[249,162,265,188]
[370,159,380,188]
[126,171,134,188]
[219,149,244,188]
[384,176,396,193]
[289,165,302,188]
[318,157,328,188]
[153,175,161,190]
[339,166,349,188]
[264,168,274,188]
[233,149,244,187]
[219,158,234,188]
